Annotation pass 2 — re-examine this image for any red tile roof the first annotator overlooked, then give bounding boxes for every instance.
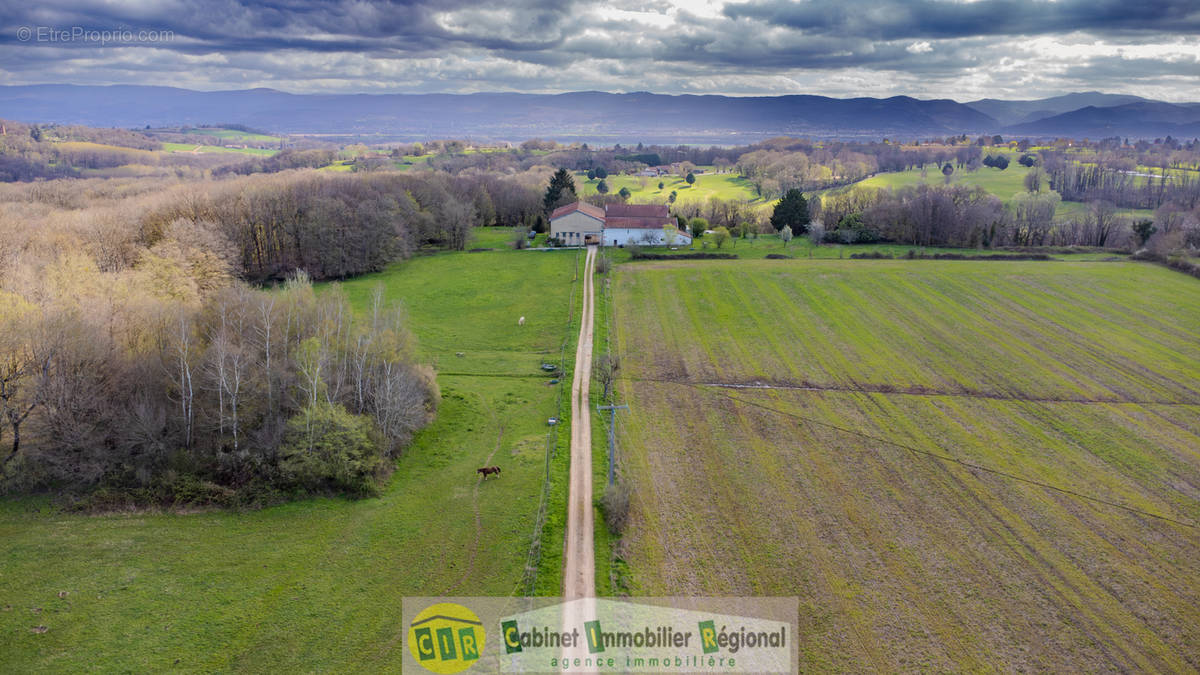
[605,216,677,230]
[550,201,605,221]
[550,201,682,231]
[605,203,670,218]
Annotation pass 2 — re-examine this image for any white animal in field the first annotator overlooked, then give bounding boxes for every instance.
[518,316,526,326]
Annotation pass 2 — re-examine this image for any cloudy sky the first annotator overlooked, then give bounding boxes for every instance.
[2,0,1199,101]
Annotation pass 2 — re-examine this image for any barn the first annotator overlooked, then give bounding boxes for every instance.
[602,203,690,247]
[549,201,691,247]
[549,202,605,246]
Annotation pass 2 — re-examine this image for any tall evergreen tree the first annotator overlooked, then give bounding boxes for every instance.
[543,168,577,213]
[770,189,811,234]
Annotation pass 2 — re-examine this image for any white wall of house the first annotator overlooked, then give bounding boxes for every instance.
[603,228,692,247]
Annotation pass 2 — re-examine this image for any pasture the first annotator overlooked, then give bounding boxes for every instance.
[160,141,277,156]
[611,258,1200,671]
[175,127,281,144]
[0,242,580,672]
[576,169,767,209]
[847,164,1155,222]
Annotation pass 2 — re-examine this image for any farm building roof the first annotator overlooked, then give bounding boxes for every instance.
[605,203,670,218]
[550,201,605,221]
[605,202,674,230]
[605,216,678,230]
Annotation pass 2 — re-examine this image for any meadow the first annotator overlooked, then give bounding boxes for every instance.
[0,234,580,672]
[160,141,278,156]
[174,127,282,144]
[576,169,768,210]
[845,162,1154,222]
[611,258,1200,672]
[577,159,1155,226]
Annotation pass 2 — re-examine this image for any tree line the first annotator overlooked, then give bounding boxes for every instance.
[0,275,436,503]
[134,169,547,281]
[0,170,508,504]
[1042,152,1200,211]
[797,182,1200,250]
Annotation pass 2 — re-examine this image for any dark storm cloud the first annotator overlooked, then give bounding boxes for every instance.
[724,0,1200,40]
[0,0,575,53]
[0,0,1197,99]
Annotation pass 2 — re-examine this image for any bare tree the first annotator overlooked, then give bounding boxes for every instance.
[216,335,248,452]
[1087,200,1119,247]
[594,354,620,400]
[294,336,324,451]
[441,198,476,251]
[255,294,277,411]
[370,362,435,453]
[0,326,45,476]
[165,310,197,449]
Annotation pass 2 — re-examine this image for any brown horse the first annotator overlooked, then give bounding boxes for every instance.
[477,466,501,479]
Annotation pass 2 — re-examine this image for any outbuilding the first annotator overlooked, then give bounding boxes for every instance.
[602,203,691,247]
[549,202,605,246]
[549,200,691,247]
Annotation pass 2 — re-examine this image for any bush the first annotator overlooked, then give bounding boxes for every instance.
[511,227,529,250]
[808,221,825,246]
[278,403,387,496]
[854,251,1053,261]
[600,481,631,534]
[1132,249,1200,280]
[594,254,612,275]
[629,251,736,261]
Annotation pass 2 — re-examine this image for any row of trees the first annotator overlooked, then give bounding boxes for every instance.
[1043,154,1200,210]
[800,183,1200,249]
[134,169,548,281]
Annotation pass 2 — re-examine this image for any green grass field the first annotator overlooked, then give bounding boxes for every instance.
[573,160,1153,227]
[0,239,581,671]
[176,128,281,143]
[577,169,767,210]
[611,258,1200,671]
[607,232,1126,262]
[161,142,278,156]
[842,163,1154,222]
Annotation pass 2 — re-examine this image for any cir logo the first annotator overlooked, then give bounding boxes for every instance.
[408,602,485,674]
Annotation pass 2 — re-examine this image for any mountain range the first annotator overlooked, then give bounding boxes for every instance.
[0,85,1196,143]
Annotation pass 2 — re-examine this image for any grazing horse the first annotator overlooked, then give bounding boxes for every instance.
[477,466,502,479]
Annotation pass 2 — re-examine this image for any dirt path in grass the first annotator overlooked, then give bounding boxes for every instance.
[563,245,597,599]
[444,421,504,595]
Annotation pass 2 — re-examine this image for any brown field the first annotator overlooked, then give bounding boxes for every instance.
[611,259,1200,672]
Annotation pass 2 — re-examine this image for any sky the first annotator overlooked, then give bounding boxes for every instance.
[2,0,1199,101]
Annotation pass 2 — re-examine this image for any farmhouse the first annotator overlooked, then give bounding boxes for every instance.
[603,203,689,246]
[550,201,692,247]
[549,201,605,246]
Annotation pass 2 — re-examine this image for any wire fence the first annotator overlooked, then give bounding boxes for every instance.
[517,248,582,596]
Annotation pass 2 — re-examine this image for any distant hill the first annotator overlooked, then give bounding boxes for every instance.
[2,85,1196,142]
[0,85,998,143]
[966,92,1148,126]
[1003,101,1200,139]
